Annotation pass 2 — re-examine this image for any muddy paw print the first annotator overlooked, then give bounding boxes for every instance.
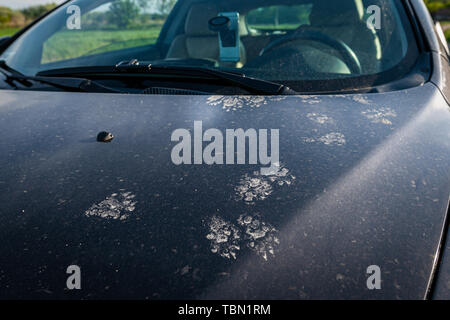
[206,214,280,261]
[207,96,287,112]
[237,214,280,261]
[303,132,346,146]
[84,190,137,220]
[362,107,397,125]
[235,164,296,204]
[206,216,241,260]
[307,113,333,125]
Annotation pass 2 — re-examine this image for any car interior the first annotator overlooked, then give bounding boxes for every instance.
[165,0,384,74]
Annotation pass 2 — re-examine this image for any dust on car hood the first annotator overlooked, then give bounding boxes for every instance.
[0,84,449,299]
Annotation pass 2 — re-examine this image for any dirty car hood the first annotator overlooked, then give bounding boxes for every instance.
[0,83,449,299]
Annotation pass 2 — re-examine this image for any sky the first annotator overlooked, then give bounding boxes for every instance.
[0,0,65,9]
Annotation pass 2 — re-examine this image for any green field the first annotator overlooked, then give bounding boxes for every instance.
[42,27,162,63]
[0,27,20,37]
[0,26,162,63]
[441,21,450,43]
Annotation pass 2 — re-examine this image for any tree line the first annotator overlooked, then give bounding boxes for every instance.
[0,0,177,29]
[424,0,450,13]
[0,3,58,28]
[0,0,448,29]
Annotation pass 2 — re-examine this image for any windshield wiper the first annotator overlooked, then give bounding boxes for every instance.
[0,60,121,93]
[116,59,297,95]
[37,59,297,95]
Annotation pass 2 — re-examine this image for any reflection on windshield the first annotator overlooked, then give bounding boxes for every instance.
[0,0,419,90]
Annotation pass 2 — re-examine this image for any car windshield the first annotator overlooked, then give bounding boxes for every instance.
[0,0,420,91]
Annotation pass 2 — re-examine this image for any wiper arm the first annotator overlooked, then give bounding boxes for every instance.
[114,59,297,95]
[37,60,296,95]
[0,60,32,88]
[0,60,121,93]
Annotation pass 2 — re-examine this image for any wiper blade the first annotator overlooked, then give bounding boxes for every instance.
[37,59,297,95]
[114,59,297,95]
[0,60,121,93]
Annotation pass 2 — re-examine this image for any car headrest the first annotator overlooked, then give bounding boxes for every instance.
[309,0,364,27]
[185,2,219,36]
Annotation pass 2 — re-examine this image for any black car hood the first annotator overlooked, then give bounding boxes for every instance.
[0,84,449,299]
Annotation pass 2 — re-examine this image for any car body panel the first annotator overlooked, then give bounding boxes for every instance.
[410,0,441,52]
[0,83,449,299]
[409,0,450,299]
[432,203,450,299]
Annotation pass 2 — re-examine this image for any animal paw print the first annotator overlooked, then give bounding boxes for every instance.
[302,132,346,146]
[206,214,280,261]
[362,107,397,125]
[206,96,287,112]
[84,190,137,221]
[235,163,296,204]
[237,214,280,261]
[206,216,241,260]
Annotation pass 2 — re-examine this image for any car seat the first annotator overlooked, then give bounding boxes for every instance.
[305,0,381,73]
